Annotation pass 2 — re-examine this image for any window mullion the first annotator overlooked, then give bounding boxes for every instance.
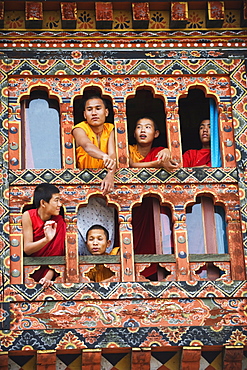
[201,197,217,254]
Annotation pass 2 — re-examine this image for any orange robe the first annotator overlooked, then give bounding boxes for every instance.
[86,247,119,282]
[73,121,114,169]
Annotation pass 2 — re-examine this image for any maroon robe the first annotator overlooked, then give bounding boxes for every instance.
[28,208,66,282]
[183,148,211,167]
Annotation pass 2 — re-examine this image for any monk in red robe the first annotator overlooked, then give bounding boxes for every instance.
[129,117,177,280]
[129,117,177,171]
[22,183,66,288]
[183,119,211,167]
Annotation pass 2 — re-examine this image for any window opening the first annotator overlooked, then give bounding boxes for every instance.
[132,197,173,281]
[179,88,221,168]
[186,196,228,254]
[21,90,61,169]
[195,263,223,281]
[126,89,167,148]
[22,199,65,284]
[179,88,210,154]
[77,197,118,256]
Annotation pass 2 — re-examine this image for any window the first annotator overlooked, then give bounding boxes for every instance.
[77,197,120,283]
[179,88,221,167]
[21,90,61,169]
[126,89,167,148]
[132,197,174,280]
[186,195,228,254]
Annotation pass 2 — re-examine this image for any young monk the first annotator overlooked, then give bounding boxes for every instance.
[22,183,66,288]
[85,224,119,282]
[129,117,178,171]
[183,119,211,167]
[72,96,116,196]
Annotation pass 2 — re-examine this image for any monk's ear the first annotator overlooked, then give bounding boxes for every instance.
[40,199,46,208]
[107,240,111,249]
[83,111,87,120]
[154,129,160,138]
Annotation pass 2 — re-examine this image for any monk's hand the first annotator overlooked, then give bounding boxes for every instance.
[156,148,171,162]
[39,277,54,289]
[101,172,114,196]
[102,154,116,170]
[162,159,179,172]
[43,220,57,242]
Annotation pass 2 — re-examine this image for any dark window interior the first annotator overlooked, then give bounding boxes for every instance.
[73,88,114,125]
[126,89,167,147]
[179,88,210,153]
[23,89,60,111]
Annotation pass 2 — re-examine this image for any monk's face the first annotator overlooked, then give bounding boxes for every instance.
[134,118,159,145]
[83,98,109,130]
[86,228,111,255]
[42,193,62,216]
[199,120,210,148]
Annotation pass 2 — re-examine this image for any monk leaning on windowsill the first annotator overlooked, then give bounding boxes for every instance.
[72,96,116,196]
[22,183,66,289]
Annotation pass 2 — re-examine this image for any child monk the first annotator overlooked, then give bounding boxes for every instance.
[22,183,66,288]
[85,225,119,282]
[72,96,116,196]
[183,119,211,167]
[129,117,177,171]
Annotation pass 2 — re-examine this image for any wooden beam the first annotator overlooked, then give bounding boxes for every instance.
[0,1,3,28]
[132,3,150,29]
[131,348,151,370]
[206,1,224,28]
[181,347,201,370]
[61,2,77,29]
[95,2,113,29]
[0,352,8,370]
[170,2,188,28]
[223,347,243,370]
[82,349,102,370]
[37,351,56,370]
[25,1,43,29]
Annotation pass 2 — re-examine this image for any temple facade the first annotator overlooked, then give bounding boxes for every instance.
[1,1,247,369]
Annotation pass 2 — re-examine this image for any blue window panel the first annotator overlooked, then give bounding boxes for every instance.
[25,98,61,169]
[186,203,205,254]
[210,98,222,167]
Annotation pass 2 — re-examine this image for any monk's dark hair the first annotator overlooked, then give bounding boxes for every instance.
[83,95,107,110]
[135,116,159,131]
[199,118,210,126]
[86,224,109,241]
[33,183,60,208]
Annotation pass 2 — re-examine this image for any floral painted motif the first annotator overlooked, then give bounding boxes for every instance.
[0,329,22,347]
[226,329,247,346]
[45,16,59,29]
[150,12,167,29]
[223,11,238,28]
[187,11,204,28]
[78,11,94,29]
[114,12,130,29]
[57,331,86,349]
[5,12,24,29]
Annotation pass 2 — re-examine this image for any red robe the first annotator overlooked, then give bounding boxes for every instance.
[183,148,211,167]
[130,147,165,278]
[28,209,66,282]
[141,147,165,162]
